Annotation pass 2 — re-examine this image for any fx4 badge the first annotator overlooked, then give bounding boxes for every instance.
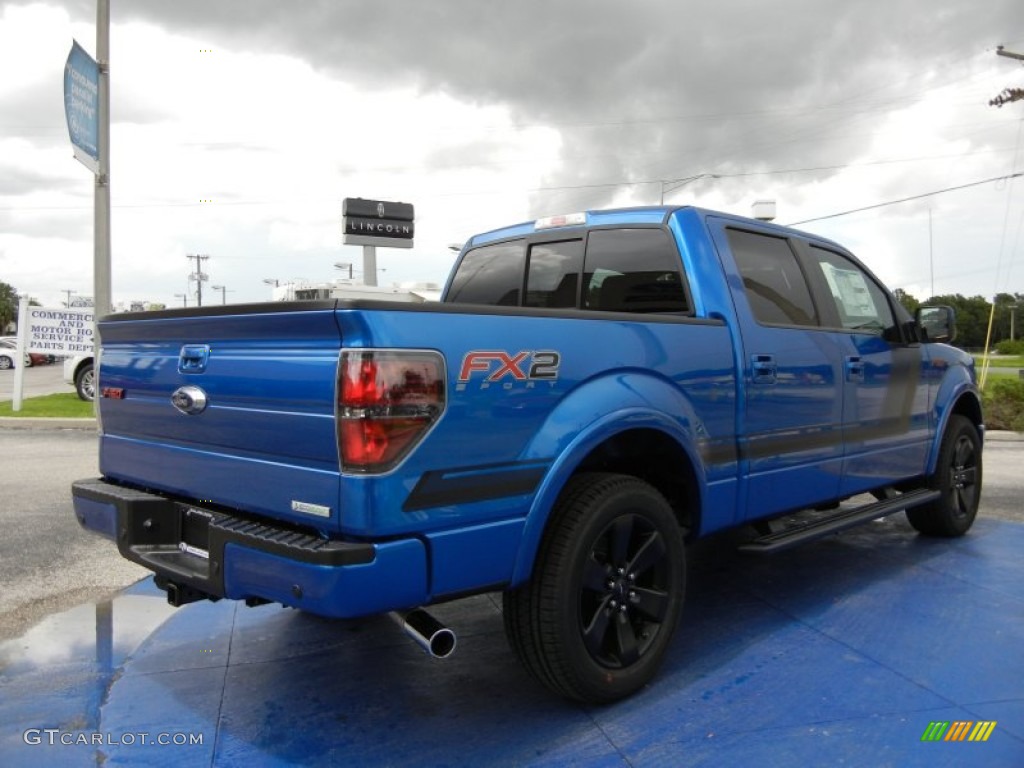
[457,350,560,391]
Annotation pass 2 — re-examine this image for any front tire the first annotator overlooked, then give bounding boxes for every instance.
[75,362,95,402]
[503,473,686,703]
[906,415,982,537]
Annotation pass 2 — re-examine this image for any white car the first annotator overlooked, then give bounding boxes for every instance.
[0,338,50,369]
[63,354,95,401]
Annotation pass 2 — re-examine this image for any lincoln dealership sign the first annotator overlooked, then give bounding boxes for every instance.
[343,198,415,249]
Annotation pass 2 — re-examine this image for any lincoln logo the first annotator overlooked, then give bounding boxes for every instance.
[377,202,385,218]
[171,385,208,415]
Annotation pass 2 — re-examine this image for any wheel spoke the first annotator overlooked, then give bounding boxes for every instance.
[625,530,666,578]
[582,598,613,657]
[955,484,977,514]
[953,438,973,468]
[582,554,610,593]
[608,515,635,566]
[632,586,669,622]
[614,612,640,666]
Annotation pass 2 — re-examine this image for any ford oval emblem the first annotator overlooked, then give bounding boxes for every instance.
[171,385,208,415]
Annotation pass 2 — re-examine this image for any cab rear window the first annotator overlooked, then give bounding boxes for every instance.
[447,227,689,314]
[445,242,525,306]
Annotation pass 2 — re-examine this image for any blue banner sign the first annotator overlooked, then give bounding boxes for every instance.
[64,40,100,173]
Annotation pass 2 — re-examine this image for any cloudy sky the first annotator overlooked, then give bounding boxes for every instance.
[1,0,1022,309]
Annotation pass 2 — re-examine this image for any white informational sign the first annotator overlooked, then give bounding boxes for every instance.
[12,301,96,412]
[25,307,95,356]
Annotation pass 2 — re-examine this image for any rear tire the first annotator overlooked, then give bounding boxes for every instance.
[906,415,982,537]
[503,473,686,703]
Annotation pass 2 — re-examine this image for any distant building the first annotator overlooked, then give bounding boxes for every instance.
[272,280,442,303]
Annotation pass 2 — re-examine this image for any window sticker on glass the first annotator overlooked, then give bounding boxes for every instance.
[820,262,877,318]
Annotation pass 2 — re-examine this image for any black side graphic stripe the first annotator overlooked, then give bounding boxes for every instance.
[404,462,548,512]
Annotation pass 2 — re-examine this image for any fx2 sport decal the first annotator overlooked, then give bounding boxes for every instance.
[457,350,561,391]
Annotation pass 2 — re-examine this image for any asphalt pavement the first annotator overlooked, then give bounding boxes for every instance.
[0,428,146,641]
[0,362,72,402]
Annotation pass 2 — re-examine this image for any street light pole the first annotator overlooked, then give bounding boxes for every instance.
[211,284,229,304]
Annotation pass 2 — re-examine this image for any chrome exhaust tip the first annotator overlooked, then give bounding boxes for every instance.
[390,608,456,659]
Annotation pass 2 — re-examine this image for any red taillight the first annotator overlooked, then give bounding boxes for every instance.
[338,351,445,472]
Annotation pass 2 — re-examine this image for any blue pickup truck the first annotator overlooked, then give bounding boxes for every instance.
[72,205,982,703]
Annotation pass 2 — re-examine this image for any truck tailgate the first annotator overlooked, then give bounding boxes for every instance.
[97,302,344,531]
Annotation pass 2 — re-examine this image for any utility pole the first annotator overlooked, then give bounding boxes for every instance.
[186,253,209,306]
[990,46,1024,108]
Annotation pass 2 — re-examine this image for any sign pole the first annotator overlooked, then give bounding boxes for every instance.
[94,0,111,323]
[94,0,111,418]
[363,245,378,287]
[12,298,28,412]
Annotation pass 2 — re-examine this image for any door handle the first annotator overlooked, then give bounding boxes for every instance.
[751,354,777,384]
[845,356,865,383]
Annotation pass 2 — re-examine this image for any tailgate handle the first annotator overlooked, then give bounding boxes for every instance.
[178,345,210,374]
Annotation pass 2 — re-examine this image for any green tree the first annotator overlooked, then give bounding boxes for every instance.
[893,288,920,316]
[0,281,17,333]
[993,292,1024,343]
[927,294,993,349]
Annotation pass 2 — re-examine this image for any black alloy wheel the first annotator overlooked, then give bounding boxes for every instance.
[503,472,686,703]
[907,414,982,537]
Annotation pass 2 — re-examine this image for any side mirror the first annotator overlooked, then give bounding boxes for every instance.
[915,305,956,344]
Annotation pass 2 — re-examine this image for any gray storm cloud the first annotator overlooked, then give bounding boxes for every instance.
[57,0,1024,215]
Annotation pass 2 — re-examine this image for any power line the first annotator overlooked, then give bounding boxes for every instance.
[2,149,1018,212]
[786,173,1023,226]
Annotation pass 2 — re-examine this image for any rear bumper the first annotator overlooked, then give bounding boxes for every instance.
[71,478,428,618]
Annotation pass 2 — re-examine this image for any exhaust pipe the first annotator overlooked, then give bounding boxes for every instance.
[390,608,457,659]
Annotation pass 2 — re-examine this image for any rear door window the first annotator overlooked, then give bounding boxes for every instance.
[582,228,689,313]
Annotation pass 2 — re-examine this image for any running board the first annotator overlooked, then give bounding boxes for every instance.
[739,488,941,554]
